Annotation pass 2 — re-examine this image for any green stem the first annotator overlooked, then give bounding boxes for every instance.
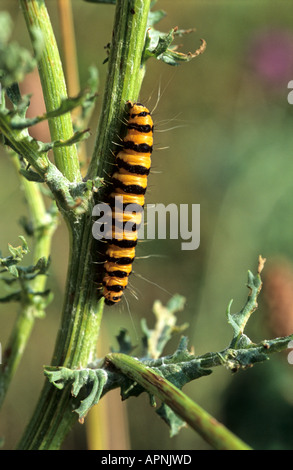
[17,215,104,449]
[106,353,252,451]
[17,0,151,449]
[19,0,81,183]
[0,155,57,410]
[87,0,150,181]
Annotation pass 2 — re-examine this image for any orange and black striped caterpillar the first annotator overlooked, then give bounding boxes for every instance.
[103,102,154,305]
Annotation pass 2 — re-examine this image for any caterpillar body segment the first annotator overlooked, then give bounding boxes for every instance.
[103,102,154,306]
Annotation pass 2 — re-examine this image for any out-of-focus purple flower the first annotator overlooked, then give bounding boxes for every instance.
[248,29,293,86]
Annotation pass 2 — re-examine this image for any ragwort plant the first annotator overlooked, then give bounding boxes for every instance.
[0,0,292,450]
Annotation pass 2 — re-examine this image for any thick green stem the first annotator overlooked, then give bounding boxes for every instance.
[0,155,57,410]
[17,214,104,449]
[20,0,81,183]
[17,0,151,449]
[107,353,252,451]
[87,0,150,181]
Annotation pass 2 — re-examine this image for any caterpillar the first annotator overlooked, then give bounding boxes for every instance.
[103,102,154,305]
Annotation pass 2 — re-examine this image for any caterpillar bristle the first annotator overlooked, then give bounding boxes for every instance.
[103,102,153,306]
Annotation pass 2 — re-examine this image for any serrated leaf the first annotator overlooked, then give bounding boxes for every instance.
[143,23,206,67]
[227,266,263,348]
[44,366,108,421]
[156,403,186,437]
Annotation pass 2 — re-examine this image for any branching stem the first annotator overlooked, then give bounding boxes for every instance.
[17,0,151,449]
[0,155,57,410]
[106,353,252,450]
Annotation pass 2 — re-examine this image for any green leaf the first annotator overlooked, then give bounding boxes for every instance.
[6,83,22,106]
[0,12,38,88]
[0,236,30,278]
[141,295,188,359]
[7,264,19,278]
[44,366,108,421]
[19,168,45,183]
[10,90,96,130]
[37,129,90,153]
[156,403,186,437]
[18,236,29,254]
[143,22,206,66]
[227,257,265,348]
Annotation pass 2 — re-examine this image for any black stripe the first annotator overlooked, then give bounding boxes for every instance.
[127,123,153,133]
[103,283,125,292]
[107,255,134,264]
[110,239,137,248]
[108,198,144,211]
[116,157,150,175]
[112,179,146,195]
[105,299,116,305]
[124,141,153,153]
[105,270,129,278]
[130,111,150,118]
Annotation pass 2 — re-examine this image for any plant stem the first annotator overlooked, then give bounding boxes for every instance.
[106,353,252,450]
[87,0,150,182]
[20,0,81,183]
[17,0,151,449]
[0,155,57,410]
[17,214,104,449]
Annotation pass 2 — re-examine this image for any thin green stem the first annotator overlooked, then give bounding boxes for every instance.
[106,353,252,451]
[0,115,49,176]
[19,0,81,183]
[0,155,57,410]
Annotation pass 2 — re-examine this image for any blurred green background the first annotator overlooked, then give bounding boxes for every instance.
[1,0,293,450]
